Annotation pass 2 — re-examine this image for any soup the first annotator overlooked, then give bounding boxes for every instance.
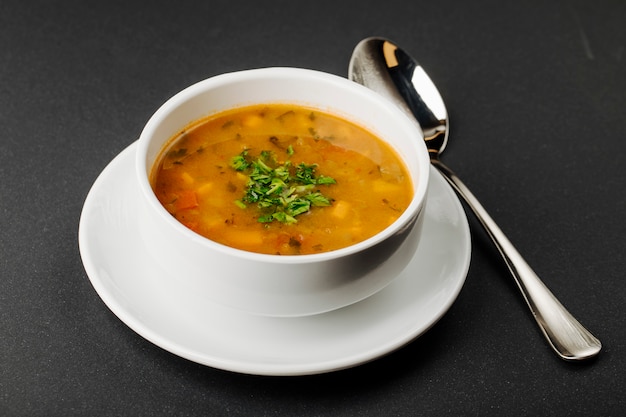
[151,104,413,255]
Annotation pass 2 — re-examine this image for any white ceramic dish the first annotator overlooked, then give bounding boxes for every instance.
[136,68,431,317]
[79,142,471,376]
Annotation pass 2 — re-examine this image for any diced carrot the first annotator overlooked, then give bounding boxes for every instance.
[182,221,200,233]
[174,190,199,211]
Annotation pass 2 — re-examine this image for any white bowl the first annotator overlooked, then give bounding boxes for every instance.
[135,67,430,317]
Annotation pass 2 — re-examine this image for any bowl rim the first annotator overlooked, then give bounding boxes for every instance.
[136,67,429,264]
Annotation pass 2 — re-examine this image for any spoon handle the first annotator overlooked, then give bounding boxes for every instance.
[431,159,601,361]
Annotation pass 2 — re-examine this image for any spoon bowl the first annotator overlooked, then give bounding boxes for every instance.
[349,37,601,361]
[349,38,448,157]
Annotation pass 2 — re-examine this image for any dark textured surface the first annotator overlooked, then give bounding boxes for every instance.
[1,0,624,415]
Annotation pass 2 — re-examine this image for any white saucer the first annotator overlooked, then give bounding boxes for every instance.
[79,142,471,376]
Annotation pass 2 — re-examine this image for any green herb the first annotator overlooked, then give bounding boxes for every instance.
[229,146,336,224]
[229,150,250,171]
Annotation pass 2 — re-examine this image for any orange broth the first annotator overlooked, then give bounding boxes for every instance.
[151,104,413,255]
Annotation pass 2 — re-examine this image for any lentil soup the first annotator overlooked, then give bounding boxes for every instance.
[151,104,413,255]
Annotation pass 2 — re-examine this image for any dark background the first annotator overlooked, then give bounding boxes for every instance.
[1,0,624,415]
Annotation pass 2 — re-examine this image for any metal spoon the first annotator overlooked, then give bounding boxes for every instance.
[349,37,601,361]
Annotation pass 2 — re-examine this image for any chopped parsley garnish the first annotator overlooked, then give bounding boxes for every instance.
[229,147,336,224]
[229,150,250,171]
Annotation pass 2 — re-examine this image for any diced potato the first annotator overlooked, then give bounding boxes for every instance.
[196,182,213,198]
[295,114,313,130]
[225,229,264,248]
[351,226,363,238]
[372,179,401,195]
[181,171,194,185]
[201,213,225,229]
[242,114,264,128]
[331,200,351,219]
